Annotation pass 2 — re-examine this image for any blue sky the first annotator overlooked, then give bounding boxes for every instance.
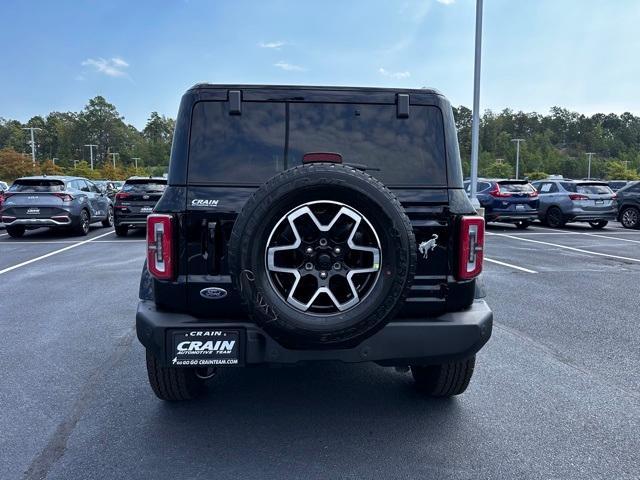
[1,0,638,129]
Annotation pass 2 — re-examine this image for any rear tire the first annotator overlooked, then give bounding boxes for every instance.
[515,220,530,229]
[145,350,205,401]
[588,220,608,229]
[114,225,128,237]
[411,356,476,397]
[620,207,640,229]
[74,209,90,236]
[101,206,114,227]
[6,225,25,238]
[544,207,565,228]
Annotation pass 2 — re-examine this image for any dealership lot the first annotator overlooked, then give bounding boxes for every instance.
[1,223,638,479]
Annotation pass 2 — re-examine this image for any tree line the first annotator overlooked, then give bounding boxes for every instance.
[0,96,173,181]
[1,96,639,182]
[453,106,640,181]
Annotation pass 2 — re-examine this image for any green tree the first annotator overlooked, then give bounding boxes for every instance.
[482,161,513,179]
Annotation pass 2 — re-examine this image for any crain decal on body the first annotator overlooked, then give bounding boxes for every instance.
[191,199,219,207]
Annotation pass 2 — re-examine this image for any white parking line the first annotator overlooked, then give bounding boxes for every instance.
[0,231,115,275]
[576,232,640,244]
[0,233,8,237]
[489,232,640,263]
[488,229,640,236]
[485,257,538,273]
[0,240,145,244]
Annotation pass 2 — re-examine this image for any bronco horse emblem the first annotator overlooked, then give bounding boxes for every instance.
[418,234,439,259]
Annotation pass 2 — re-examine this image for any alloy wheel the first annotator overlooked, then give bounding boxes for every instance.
[265,200,381,315]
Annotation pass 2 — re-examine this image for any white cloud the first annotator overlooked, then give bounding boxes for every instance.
[259,41,286,49]
[436,0,455,5]
[81,57,130,77]
[378,67,411,79]
[274,61,306,72]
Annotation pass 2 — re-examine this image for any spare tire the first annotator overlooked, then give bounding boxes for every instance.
[228,163,417,348]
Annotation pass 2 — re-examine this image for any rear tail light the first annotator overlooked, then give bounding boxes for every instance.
[489,184,511,198]
[116,192,130,200]
[569,193,588,201]
[457,216,485,280]
[53,193,74,202]
[147,214,174,280]
[529,190,539,197]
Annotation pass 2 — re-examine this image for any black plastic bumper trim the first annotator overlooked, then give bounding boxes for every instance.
[136,300,493,367]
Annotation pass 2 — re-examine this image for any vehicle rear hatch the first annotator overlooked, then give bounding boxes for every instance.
[116,179,167,217]
[166,87,473,320]
[1,179,70,219]
[567,182,615,211]
[494,180,538,211]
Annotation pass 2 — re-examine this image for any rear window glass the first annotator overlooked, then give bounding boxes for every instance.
[9,179,65,192]
[122,180,167,192]
[189,101,286,184]
[576,184,612,195]
[188,101,447,186]
[498,182,535,193]
[288,103,446,185]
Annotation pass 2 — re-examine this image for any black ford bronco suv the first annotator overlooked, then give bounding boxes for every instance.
[137,84,492,401]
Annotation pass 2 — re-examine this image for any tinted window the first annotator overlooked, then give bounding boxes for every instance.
[288,103,446,185]
[498,182,535,193]
[122,180,167,192]
[465,181,490,192]
[608,181,627,190]
[9,179,65,192]
[189,101,286,184]
[576,183,613,195]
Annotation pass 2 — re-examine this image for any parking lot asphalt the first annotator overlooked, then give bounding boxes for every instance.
[1,222,639,479]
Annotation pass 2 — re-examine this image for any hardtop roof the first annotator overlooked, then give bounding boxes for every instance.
[187,83,442,96]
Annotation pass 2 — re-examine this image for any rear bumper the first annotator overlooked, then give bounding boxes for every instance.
[487,212,538,222]
[136,299,493,367]
[114,212,148,227]
[567,210,617,222]
[1,216,72,226]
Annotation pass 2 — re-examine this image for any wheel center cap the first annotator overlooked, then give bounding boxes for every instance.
[317,253,332,270]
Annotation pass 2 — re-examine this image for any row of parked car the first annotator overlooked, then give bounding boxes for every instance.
[464,177,640,229]
[0,175,167,238]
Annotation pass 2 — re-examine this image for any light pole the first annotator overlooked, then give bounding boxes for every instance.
[22,127,42,167]
[511,139,525,179]
[586,152,596,179]
[84,144,97,170]
[469,0,483,209]
[110,152,119,168]
[132,157,141,172]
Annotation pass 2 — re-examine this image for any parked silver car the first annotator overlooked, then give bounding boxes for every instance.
[0,176,114,238]
[531,179,617,229]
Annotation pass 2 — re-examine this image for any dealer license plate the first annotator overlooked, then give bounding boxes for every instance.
[170,329,242,367]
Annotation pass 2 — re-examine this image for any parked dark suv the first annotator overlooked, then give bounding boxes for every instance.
[114,177,167,236]
[0,176,113,237]
[464,178,539,229]
[616,180,640,229]
[136,85,493,401]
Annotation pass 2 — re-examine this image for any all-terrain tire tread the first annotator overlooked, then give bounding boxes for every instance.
[145,350,203,401]
[412,356,475,397]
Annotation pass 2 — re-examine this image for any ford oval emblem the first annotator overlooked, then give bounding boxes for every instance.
[200,287,228,300]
